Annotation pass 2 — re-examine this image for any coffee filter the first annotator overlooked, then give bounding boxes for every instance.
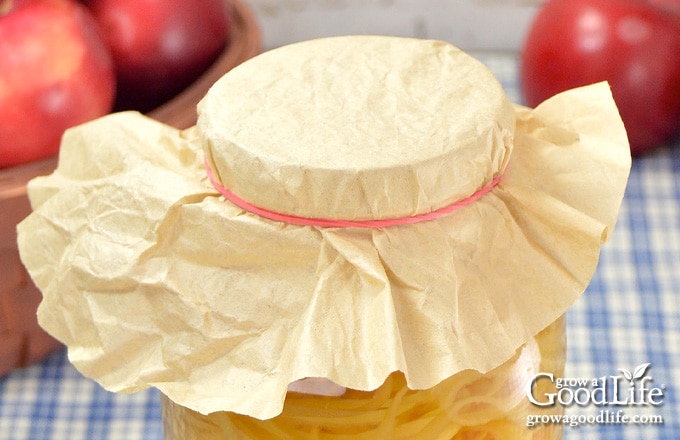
[17,36,630,419]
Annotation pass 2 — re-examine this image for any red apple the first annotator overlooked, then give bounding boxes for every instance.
[520,0,680,155]
[0,0,116,168]
[86,0,231,113]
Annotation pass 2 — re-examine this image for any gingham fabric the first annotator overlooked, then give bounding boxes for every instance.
[1,53,679,440]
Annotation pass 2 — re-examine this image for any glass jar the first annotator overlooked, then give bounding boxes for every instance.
[162,315,566,440]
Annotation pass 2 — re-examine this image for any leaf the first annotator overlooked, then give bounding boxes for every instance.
[619,369,633,381]
[633,363,651,380]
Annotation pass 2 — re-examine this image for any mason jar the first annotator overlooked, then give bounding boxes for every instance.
[162,316,566,440]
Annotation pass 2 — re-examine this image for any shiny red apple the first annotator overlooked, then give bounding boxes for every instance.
[86,0,231,113]
[0,0,115,168]
[520,0,680,155]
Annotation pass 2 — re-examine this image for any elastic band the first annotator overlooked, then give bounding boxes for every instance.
[205,159,503,228]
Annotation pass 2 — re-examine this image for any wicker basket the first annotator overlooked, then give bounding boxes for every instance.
[0,0,261,378]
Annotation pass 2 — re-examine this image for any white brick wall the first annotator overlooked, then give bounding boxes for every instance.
[247,0,545,50]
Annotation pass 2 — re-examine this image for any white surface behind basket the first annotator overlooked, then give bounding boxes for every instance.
[248,0,545,50]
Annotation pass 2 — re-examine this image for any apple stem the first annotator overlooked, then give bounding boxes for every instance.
[0,0,12,17]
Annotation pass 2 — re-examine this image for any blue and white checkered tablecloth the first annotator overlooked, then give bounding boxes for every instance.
[1,53,679,440]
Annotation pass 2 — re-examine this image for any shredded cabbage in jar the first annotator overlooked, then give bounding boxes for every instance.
[162,317,566,440]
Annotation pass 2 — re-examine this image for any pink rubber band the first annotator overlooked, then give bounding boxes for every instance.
[205,159,503,228]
